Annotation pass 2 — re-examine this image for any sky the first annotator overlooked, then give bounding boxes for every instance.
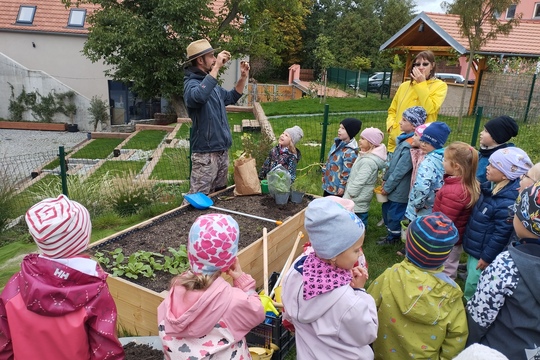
[414,0,446,14]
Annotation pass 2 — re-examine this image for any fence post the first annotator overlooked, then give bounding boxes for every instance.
[523,73,537,124]
[471,106,483,148]
[319,104,330,164]
[59,146,68,197]
[189,127,193,175]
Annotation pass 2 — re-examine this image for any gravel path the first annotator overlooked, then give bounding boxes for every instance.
[0,130,88,182]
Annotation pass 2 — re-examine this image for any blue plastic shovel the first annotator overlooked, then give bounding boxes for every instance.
[184,192,283,225]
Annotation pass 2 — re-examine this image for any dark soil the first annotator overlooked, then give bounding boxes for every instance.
[90,188,312,293]
[123,342,163,360]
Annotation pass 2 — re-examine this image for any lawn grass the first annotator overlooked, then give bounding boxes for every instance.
[261,96,392,116]
[150,147,191,180]
[174,123,190,139]
[123,130,168,150]
[10,174,62,217]
[71,138,124,159]
[85,160,146,182]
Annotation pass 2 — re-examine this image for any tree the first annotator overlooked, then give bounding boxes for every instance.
[62,0,309,115]
[352,56,371,95]
[443,0,521,123]
[313,33,335,103]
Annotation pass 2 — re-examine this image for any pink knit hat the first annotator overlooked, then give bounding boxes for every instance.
[414,123,430,137]
[25,195,91,258]
[360,127,384,146]
[188,214,239,275]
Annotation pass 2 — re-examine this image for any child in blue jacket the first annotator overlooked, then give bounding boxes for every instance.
[462,147,532,300]
[405,121,451,221]
[378,106,426,245]
[322,118,362,197]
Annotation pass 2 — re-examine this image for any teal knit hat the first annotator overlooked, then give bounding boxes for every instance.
[405,213,458,269]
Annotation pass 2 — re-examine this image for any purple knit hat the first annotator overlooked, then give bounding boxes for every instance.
[489,147,532,180]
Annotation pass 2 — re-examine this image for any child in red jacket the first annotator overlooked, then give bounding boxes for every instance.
[0,195,124,360]
[433,141,481,279]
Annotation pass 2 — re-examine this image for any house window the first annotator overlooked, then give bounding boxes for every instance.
[506,4,517,19]
[67,9,86,27]
[16,5,37,24]
[534,3,540,18]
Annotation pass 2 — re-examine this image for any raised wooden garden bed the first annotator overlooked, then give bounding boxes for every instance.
[88,189,309,336]
[0,120,67,131]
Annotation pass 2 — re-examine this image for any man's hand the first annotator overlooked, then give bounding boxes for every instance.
[215,50,231,69]
[240,61,250,79]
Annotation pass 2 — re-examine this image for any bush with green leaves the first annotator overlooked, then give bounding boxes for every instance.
[88,96,110,131]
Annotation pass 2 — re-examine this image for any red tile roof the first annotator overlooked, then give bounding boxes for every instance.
[427,12,540,56]
[382,12,540,57]
[0,0,228,35]
[0,0,98,34]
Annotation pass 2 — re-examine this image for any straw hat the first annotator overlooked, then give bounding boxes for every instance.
[184,39,215,64]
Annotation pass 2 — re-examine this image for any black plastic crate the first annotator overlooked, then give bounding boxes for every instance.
[246,314,295,360]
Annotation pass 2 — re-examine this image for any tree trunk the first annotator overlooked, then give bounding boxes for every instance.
[170,94,188,118]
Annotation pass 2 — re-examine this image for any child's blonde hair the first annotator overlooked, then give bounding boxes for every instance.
[171,271,221,291]
[444,141,480,207]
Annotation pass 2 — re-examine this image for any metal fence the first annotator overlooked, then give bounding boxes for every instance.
[2,104,538,226]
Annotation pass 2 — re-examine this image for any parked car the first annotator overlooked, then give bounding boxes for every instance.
[435,73,475,84]
[367,72,392,95]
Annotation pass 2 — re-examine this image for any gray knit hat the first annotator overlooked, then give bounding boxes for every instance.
[285,125,304,145]
[305,198,365,259]
[402,106,427,128]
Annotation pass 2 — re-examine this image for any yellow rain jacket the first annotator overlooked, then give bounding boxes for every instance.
[368,259,467,360]
[386,78,447,152]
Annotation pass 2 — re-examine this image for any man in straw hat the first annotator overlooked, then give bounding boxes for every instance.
[183,39,250,195]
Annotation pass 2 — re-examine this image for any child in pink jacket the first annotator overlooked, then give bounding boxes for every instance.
[282,197,378,359]
[0,195,124,360]
[157,214,265,359]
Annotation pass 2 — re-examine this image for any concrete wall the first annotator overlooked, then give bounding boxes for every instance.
[0,53,95,131]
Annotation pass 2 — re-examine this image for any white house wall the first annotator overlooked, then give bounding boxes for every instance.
[0,32,109,100]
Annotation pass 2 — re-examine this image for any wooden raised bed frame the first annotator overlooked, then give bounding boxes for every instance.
[89,194,308,336]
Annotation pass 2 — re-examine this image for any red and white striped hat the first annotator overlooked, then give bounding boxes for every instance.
[25,195,91,258]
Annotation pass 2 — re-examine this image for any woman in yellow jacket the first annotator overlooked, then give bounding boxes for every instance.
[386,51,448,153]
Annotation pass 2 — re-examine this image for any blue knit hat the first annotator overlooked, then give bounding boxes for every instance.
[402,106,427,128]
[406,212,458,269]
[305,198,365,259]
[420,121,451,149]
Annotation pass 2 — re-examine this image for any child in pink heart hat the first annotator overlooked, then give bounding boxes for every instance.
[157,213,265,359]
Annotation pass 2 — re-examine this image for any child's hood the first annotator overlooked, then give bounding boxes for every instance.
[17,253,108,316]
[370,144,388,162]
[385,260,463,325]
[158,276,235,338]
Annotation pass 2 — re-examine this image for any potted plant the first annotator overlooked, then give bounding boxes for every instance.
[290,182,306,204]
[88,96,110,132]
